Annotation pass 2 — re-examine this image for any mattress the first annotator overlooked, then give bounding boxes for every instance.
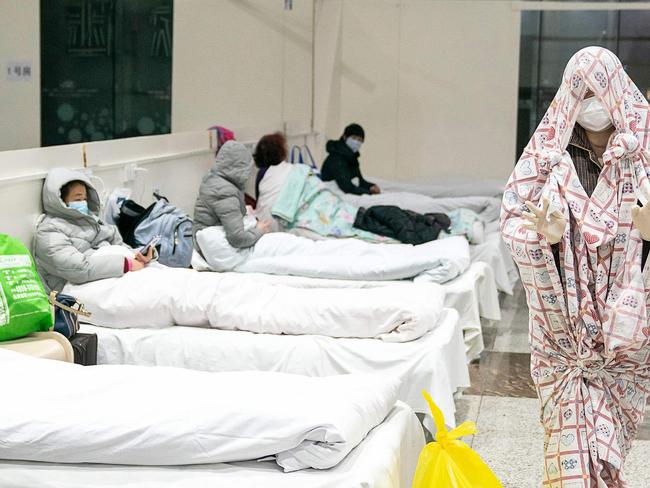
[81,308,468,427]
[0,400,423,488]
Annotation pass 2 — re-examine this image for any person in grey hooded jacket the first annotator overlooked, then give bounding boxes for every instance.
[34,168,153,292]
[193,140,271,249]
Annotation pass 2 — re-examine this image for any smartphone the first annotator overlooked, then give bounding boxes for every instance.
[139,235,161,255]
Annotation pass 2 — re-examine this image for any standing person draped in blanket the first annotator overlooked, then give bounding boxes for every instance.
[501,46,650,486]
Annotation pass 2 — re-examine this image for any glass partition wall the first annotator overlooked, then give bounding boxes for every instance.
[517,7,650,157]
[41,0,173,146]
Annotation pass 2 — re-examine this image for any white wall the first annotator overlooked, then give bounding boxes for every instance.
[328,0,521,182]
[0,0,40,151]
[0,0,527,183]
[172,0,314,138]
[0,131,213,247]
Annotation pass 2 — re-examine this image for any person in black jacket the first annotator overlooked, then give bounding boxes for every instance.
[321,123,381,195]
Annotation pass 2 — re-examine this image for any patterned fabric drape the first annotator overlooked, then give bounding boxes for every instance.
[501,46,650,487]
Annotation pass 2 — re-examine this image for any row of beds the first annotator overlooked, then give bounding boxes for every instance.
[1,177,518,488]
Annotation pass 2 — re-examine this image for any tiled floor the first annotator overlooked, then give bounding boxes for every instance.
[455,285,650,487]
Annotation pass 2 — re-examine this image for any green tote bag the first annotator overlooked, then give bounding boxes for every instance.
[0,234,53,341]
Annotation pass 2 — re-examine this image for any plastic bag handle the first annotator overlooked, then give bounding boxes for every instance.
[422,390,476,444]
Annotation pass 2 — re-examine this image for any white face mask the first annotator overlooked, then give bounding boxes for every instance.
[345,137,363,153]
[577,96,612,132]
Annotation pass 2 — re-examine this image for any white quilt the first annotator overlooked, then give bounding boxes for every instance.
[217,262,500,362]
[64,249,445,343]
[0,349,398,472]
[0,402,423,488]
[195,229,469,283]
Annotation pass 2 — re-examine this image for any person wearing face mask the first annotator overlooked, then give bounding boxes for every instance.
[320,123,381,195]
[501,47,650,485]
[33,168,153,292]
[534,87,650,268]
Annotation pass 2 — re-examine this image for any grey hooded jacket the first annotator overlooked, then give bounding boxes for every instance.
[193,141,262,249]
[34,168,126,292]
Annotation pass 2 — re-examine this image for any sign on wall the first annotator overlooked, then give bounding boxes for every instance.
[5,62,32,81]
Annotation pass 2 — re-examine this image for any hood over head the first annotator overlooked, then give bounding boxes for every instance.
[326,139,357,157]
[210,140,253,188]
[42,167,100,220]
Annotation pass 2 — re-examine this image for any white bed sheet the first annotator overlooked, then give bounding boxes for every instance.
[0,401,423,488]
[82,308,468,427]
[470,231,519,295]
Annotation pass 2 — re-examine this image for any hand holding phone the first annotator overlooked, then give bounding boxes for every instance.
[139,235,160,255]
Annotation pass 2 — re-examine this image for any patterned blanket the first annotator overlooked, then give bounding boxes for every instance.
[272,165,387,241]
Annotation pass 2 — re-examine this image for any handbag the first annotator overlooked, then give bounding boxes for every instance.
[48,291,92,338]
[289,144,320,175]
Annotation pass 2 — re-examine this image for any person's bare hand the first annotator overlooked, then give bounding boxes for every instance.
[257,220,273,234]
[131,259,145,272]
[135,246,154,264]
[522,197,566,245]
[370,185,381,195]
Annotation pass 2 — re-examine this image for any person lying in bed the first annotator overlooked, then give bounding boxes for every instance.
[193,140,273,251]
[321,123,381,195]
[34,168,154,292]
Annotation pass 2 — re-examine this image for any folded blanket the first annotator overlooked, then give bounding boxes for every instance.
[0,348,398,471]
[64,246,447,342]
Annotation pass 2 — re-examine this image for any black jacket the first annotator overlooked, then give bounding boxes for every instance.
[321,139,375,195]
[354,206,451,245]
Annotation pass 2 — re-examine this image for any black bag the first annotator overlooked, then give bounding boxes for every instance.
[48,292,91,338]
[117,193,193,268]
[70,333,98,366]
[117,199,155,247]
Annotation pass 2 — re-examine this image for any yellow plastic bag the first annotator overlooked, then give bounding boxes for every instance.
[412,391,503,488]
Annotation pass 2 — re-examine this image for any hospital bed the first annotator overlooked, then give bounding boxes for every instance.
[369,175,505,198]
[0,401,422,488]
[80,307,467,427]
[0,348,423,488]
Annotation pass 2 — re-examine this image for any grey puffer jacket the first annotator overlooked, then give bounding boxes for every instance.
[193,141,262,249]
[34,168,126,292]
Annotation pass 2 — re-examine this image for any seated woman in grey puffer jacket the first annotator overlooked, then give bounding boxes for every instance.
[34,168,153,292]
[193,140,271,250]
